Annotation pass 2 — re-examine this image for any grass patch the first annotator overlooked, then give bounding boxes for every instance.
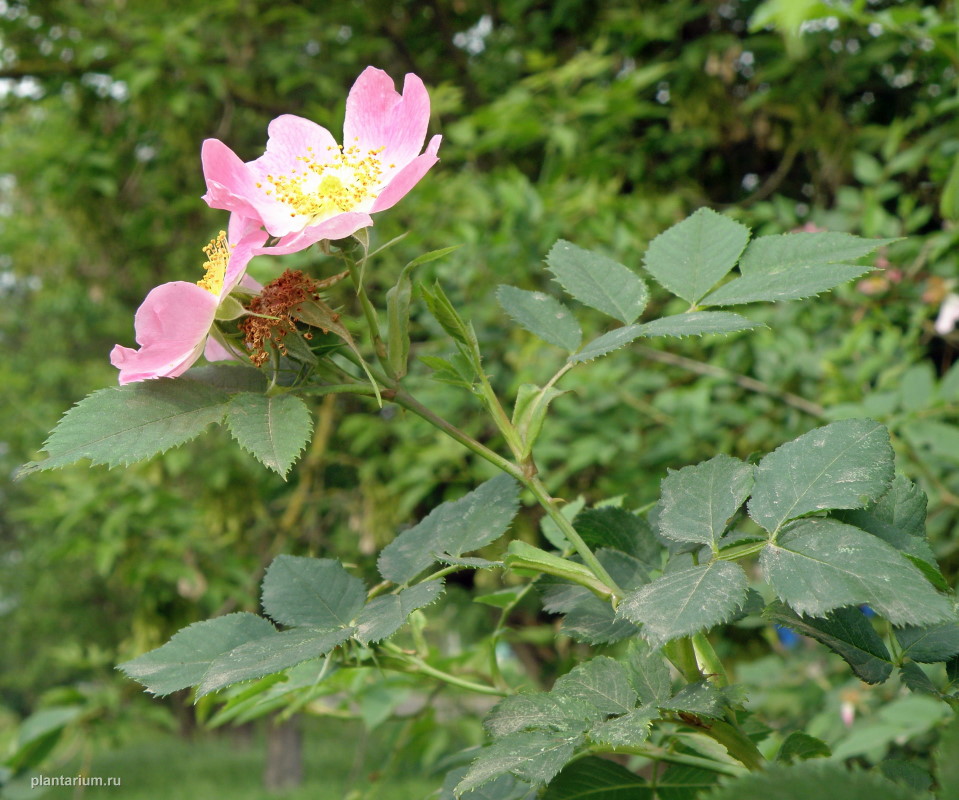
[17,719,438,800]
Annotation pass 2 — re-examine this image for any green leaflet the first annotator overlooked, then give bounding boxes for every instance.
[618,561,749,648]
[353,580,446,645]
[456,730,585,795]
[225,392,313,478]
[260,556,366,629]
[378,474,520,584]
[625,639,672,706]
[551,656,637,717]
[484,694,596,739]
[703,760,918,800]
[541,757,647,800]
[748,419,894,534]
[19,378,232,475]
[497,285,582,352]
[775,732,831,763]
[588,706,658,747]
[761,519,953,626]
[118,613,277,697]
[197,626,353,698]
[567,311,759,364]
[701,232,897,306]
[642,207,750,304]
[657,454,754,548]
[895,622,959,664]
[765,601,893,684]
[546,240,648,324]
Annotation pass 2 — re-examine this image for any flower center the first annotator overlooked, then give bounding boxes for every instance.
[259,141,388,221]
[197,231,230,297]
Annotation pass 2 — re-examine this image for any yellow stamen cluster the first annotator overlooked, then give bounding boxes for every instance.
[196,231,230,297]
[257,141,386,221]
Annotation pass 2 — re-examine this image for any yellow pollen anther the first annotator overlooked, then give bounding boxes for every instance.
[197,231,230,296]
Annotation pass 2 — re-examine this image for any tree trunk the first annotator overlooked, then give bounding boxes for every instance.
[263,715,303,791]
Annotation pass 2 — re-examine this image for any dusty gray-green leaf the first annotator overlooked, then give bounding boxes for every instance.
[547,240,648,324]
[552,656,637,717]
[748,419,894,534]
[226,392,313,478]
[20,379,231,475]
[625,639,672,706]
[660,680,726,718]
[378,474,520,584]
[703,760,917,800]
[761,519,953,626]
[353,580,446,645]
[573,507,657,563]
[701,263,873,306]
[629,311,762,338]
[776,732,831,763]
[642,208,751,304]
[541,757,647,800]
[198,626,353,698]
[588,706,658,747]
[567,312,759,365]
[497,285,582,351]
[261,556,365,629]
[619,561,748,648]
[895,622,959,664]
[118,613,276,697]
[484,693,595,738]
[658,454,754,547]
[899,662,940,695]
[765,601,893,684]
[737,232,897,275]
[835,475,933,563]
[456,730,584,795]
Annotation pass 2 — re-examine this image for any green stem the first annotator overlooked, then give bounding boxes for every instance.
[347,258,389,366]
[663,638,703,683]
[696,719,765,772]
[380,642,506,697]
[525,474,624,599]
[304,360,616,599]
[391,389,526,483]
[691,633,728,687]
[590,744,746,777]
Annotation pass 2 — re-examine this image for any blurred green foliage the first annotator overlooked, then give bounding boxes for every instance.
[2,0,958,788]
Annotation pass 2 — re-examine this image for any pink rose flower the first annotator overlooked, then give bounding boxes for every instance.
[110,216,268,384]
[200,67,442,255]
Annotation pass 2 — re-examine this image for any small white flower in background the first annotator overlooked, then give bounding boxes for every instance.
[935,293,959,336]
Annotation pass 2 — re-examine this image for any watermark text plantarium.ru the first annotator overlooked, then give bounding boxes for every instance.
[30,774,122,789]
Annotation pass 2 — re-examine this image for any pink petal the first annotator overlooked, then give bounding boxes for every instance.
[264,212,374,255]
[371,135,441,213]
[201,140,263,221]
[259,114,339,166]
[111,282,218,384]
[344,68,431,169]
[222,218,269,296]
[203,335,236,363]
